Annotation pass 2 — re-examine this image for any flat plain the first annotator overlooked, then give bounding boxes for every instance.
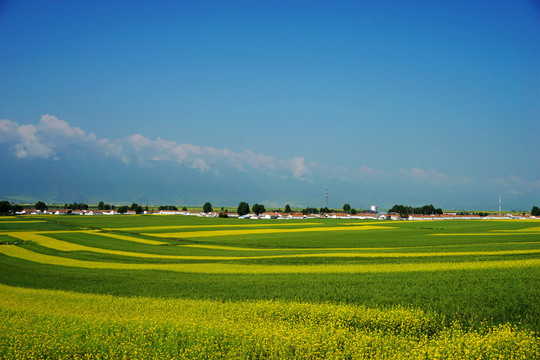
[0,215,539,359]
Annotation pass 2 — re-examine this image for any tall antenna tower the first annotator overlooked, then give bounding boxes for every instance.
[325,188,329,208]
[499,194,501,215]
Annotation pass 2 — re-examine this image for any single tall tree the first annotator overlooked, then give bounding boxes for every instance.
[237,202,250,216]
[35,201,47,211]
[203,202,213,213]
[252,203,266,216]
[0,200,11,215]
[117,206,129,214]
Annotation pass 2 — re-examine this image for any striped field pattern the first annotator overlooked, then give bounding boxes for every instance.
[0,216,538,359]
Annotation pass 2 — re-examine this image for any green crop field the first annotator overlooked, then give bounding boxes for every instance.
[0,215,539,359]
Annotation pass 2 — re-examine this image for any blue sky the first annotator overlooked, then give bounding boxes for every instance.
[0,0,539,210]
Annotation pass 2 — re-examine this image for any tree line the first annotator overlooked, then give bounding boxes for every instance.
[157,205,188,211]
[2,199,539,217]
[0,201,23,215]
[388,204,443,218]
[202,202,368,216]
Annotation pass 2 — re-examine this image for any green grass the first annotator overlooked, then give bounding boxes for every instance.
[0,215,539,358]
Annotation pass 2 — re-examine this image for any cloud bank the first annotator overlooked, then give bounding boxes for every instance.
[0,114,537,208]
[0,115,312,181]
[0,115,128,163]
[126,133,310,180]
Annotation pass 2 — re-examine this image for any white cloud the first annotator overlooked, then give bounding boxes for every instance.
[240,150,280,171]
[355,165,387,179]
[152,153,171,161]
[125,133,310,179]
[401,167,448,182]
[401,167,425,179]
[39,114,88,139]
[128,134,152,151]
[0,115,126,162]
[1,115,486,190]
[490,175,540,191]
[4,121,54,159]
[288,157,310,180]
[0,119,19,141]
[396,167,476,187]
[191,158,210,172]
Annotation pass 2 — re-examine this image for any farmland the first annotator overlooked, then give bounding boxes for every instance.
[0,215,539,359]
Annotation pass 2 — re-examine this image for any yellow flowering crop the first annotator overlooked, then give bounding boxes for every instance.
[0,220,46,223]
[1,284,538,359]
[0,229,100,234]
[94,231,169,245]
[179,243,398,251]
[145,225,394,238]
[3,232,233,260]
[105,222,323,231]
[432,232,540,236]
[493,226,540,232]
[1,218,539,359]
[5,231,538,263]
[180,241,540,251]
[174,249,540,259]
[1,245,538,274]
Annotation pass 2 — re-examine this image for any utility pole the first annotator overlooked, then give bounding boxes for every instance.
[325,188,329,208]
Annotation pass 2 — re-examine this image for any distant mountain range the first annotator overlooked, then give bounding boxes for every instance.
[0,143,322,207]
[1,142,536,211]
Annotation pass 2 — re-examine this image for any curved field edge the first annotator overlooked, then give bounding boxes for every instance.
[3,232,540,261]
[1,244,539,273]
[0,284,538,360]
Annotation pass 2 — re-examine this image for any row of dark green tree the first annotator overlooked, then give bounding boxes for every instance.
[117,203,149,214]
[0,201,24,215]
[199,202,269,216]
[2,199,539,217]
[157,205,188,211]
[237,202,265,216]
[64,202,89,210]
[388,204,443,217]
[205,202,360,217]
[97,202,115,210]
[456,211,491,217]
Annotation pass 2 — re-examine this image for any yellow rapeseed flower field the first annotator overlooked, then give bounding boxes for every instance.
[6,231,538,261]
[493,226,540,232]
[0,284,538,359]
[1,244,538,274]
[4,232,234,260]
[1,218,538,359]
[105,222,323,231]
[145,225,393,238]
[179,241,540,251]
[178,243,396,251]
[95,231,169,245]
[0,220,46,223]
